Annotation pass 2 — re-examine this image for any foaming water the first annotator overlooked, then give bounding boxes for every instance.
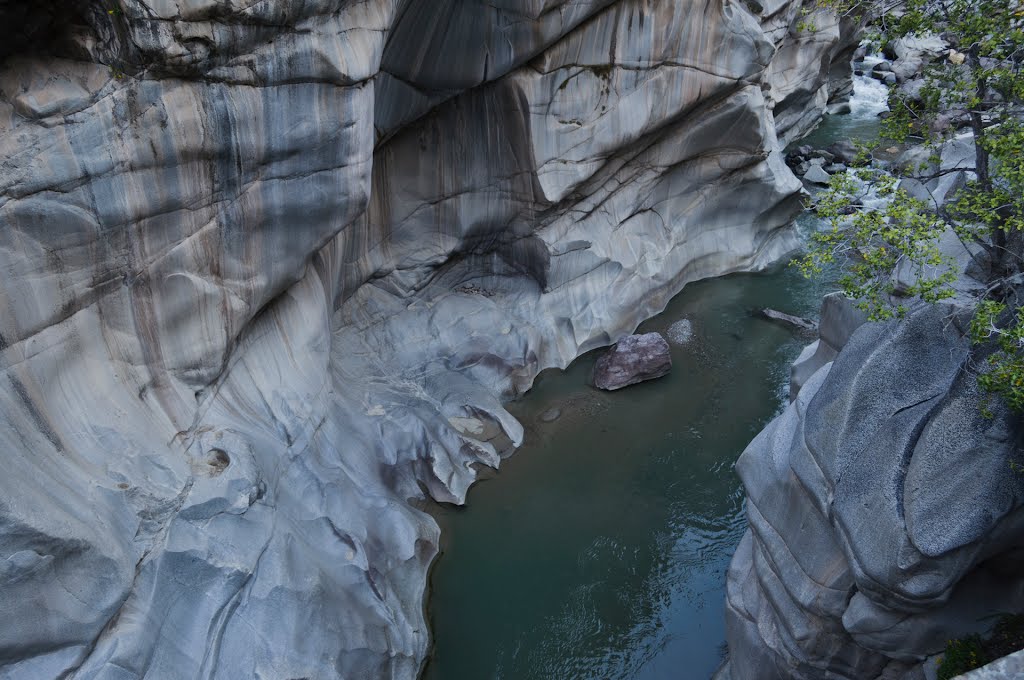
[798,61,888,148]
[424,70,887,680]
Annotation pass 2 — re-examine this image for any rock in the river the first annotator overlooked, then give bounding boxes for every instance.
[959,649,1024,679]
[790,293,867,399]
[539,407,562,423]
[0,0,861,677]
[891,33,947,81]
[804,164,833,185]
[757,308,818,334]
[592,333,672,390]
[829,139,860,164]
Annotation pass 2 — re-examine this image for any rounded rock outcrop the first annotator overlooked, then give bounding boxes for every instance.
[592,332,672,391]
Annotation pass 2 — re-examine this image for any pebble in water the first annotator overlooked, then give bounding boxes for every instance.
[539,407,562,423]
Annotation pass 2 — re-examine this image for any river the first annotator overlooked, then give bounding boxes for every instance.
[423,67,887,680]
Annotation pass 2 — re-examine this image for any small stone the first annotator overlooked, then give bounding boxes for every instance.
[757,308,817,334]
[592,333,672,391]
[828,140,859,164]
[803,165,832,185]
[539,407,562,423]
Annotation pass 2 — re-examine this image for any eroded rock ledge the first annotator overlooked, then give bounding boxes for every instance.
[0,1,857,677]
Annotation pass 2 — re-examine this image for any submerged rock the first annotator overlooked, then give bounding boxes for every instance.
[804,164,833,185]
[722,301,1024,679]
[539,407,562,423]
[756,308,818,334]
[592,333,672,391]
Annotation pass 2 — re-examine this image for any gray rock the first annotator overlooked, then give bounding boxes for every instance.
[723,301,1024,679]
[592,333,672,390]
[829,139,860,164]
[0,0,862,676]
[539,408,562,423]
[824,162,848,173]
[804,164,833,185]
[897,133,976,208]
[757,308,818,334]
[900,77,928,103]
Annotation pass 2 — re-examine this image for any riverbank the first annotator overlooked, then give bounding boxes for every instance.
[421,56,890,680]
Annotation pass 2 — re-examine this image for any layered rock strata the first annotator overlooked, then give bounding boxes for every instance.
[0,1,857,677]
[721,294,1024,679]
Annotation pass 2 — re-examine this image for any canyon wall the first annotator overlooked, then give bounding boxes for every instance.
[0,1,855,677]
[721,292,1024,680]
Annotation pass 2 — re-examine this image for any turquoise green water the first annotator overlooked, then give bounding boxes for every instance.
[423,255,830,680]
[424,72,886,680]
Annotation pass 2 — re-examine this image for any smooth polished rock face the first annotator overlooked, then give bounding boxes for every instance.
[722,301,1024,680]
[592,332,672,390]
[0,1,857,677]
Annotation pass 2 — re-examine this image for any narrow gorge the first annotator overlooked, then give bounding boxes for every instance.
[3,1,1020,679]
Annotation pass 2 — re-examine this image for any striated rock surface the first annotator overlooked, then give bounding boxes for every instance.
[592,332,672,390]
[957,649,1024,679]
[720,298,1024,680]
[0,1,858,677]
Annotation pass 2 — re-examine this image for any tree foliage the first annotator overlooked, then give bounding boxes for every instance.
[797,0,1024,410]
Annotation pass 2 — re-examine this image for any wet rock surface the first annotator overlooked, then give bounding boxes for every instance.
[592,333,673,391]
